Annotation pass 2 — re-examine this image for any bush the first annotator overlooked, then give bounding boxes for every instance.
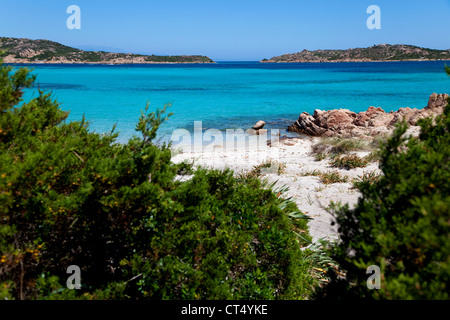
[299,170,349,185]
[175,160,194,176]
[330,154,369,169]
[316,92,450,299]
[319,171,349,184]
[0,60,314,299]
[351,170,382,189]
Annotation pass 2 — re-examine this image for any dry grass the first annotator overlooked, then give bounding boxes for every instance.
[314,153,327,161]
[352,170,383,189]
[311,136,384,166]
[238,160,286,180]
[312,137,372,155]
[330,154,369,169]
[319,170,349,184]
[300,169,349,185]
[300,169,322,177]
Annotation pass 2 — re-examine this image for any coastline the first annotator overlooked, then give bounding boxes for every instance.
[170,123,422,243]
[2,61,216,65]
[172,84,436,242]
[169,89,448,242]
[260,59,450,63]
[6,59,450,65]
[170,135,371,242]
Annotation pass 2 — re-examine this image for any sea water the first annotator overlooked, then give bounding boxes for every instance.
[19,61,450,143]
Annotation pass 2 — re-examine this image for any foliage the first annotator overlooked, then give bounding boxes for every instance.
[351,170,382,190]
[314,153,327,161]
[319,171,349,185]
[266,44,450,62]
[316,87,450,299]
[300,238,343,292]
[0,37,214,64]
[0,60,313,300]
[329,154,369,169]
[364,150,382,163]
[299,169,349,185]
[175,160,195,176]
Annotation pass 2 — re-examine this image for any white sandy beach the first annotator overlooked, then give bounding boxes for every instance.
[170,134,384,243]
[169,123,423,243]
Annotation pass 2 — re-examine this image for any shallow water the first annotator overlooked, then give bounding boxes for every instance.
[19,60,450,143]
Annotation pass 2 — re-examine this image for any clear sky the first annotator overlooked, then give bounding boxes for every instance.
[1,0,450,61]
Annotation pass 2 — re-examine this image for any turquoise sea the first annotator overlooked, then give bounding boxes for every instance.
[20,61,450,143]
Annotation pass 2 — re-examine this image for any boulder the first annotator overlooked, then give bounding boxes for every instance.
[288,112,328,136]
[354,113,369,127]
[365,106,385,117]
[252,120,266,130]
[325,109,355,129]
[427,93,449,109]
[287,93,449,138]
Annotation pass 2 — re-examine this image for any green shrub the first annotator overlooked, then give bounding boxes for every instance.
[351,170,382,189]
[175,160,194,175]
[364,150,382,163]
[317,93,450,299]
[299,169,349,185]
[314,153,327,161]
[330,154,369,169]
[0,60,314,300]
[319,171,349,184]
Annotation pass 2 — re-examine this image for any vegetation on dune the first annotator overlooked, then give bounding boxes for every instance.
[311,136,383,167]
[318,171,349,185]
[329,154,369,169]
[238,160,286,180]
[0,59,317,300]
[299,169,349,185]
[351,170,382,190]
[312,137,376,156]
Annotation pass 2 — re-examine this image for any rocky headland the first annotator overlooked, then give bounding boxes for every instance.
[0,37,215,64]
[261,44,450,63]
[288,93,449,139]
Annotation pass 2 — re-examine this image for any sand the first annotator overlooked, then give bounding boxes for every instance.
[170,134,384,244]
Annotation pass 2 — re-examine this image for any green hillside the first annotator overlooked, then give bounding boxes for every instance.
[262,44,450,63]
[0,37,214,64]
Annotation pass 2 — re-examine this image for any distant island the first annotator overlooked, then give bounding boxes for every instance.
[261,44,450,63]
[0,37,215,64]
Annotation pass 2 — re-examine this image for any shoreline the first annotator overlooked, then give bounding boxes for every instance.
[170,135,375,243]
[3,61,216,65]
[260,59,450,63]
[5,59,450,66]
[169,91,447,242]
[170,124,422,243]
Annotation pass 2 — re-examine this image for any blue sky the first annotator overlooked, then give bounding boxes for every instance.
[1,0,450,60]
